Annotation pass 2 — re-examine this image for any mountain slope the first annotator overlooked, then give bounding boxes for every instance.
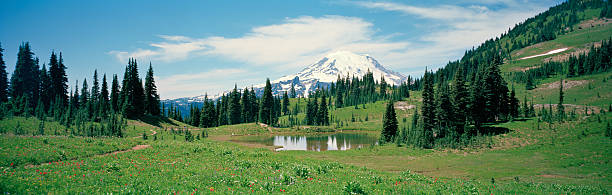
[258,51,406,97]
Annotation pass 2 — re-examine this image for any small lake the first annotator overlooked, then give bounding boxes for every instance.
[235,133,379,151]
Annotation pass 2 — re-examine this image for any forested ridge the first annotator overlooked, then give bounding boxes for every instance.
[0,42,161,137]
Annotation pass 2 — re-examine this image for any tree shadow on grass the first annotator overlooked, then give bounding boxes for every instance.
[139,115,178,127]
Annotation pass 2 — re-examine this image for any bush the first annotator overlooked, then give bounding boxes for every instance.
[343,181,365,194]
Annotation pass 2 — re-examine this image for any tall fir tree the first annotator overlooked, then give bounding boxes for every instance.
[49,52,69,105]
[110,74,120,113]
[10,42,40,108]
[434,75,452,138]
[317,92,329,126]
[421,69,435,148]
[290,82,296,98]
[39,64,52,111]
[228,85,242,124]
[0,42,7,103]
[241,88,253,123]
[451,66,468,135]
[144,63,160,116]
[509,86,520,119]
[557,78,565,121]
[381,100,398,143]
[91,70,100,119]
[121,59,145,118]
[99,74,110,116]
[282,91,289,116]
[259,78,274,125]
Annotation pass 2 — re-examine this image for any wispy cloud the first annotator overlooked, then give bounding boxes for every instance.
[352,0,550,73]
[354,1,489,20]
[157,68,256,99]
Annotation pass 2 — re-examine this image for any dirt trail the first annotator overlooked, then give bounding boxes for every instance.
[258,123,274,133]
[132,129,158,139]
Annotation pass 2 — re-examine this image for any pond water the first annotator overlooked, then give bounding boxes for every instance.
[237,133,378,151]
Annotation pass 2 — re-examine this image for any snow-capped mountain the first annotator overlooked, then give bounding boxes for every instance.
[255,50,407,97]
[162,51,407,115]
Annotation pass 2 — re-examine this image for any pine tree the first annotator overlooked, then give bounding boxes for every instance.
[434,76,452,138]
[49,52,69,105]
[567,55,576,77]
[80,79,90,111]
[290,82,296,98]
[381,100,398,143]
[259,78,274,125]
[241,88,252,123]
[317,92,329,126]
[0,43,8,103]
[525,74,535,90]
[451,66,468,135]
[99,74,109,116]
[121,59,145,118]
[144,63,160,116]
[421,69,435,148]
[282,91,289,116]
[557,78,565,122]
[509,86,520,119]
[91,70,100,119]
[379,76,387,99]
[10,42,40,109]
[39,63,52,110]
[110,74,120,113]
[228,85,242,124]
[522,96,529,117]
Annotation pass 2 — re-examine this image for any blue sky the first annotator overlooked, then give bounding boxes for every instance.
[0,0,562,99]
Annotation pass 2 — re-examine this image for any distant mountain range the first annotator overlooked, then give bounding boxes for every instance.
[162,51,407,116]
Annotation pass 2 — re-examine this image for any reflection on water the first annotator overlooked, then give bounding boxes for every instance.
[247,133,378,151]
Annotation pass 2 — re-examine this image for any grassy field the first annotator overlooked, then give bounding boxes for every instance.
[1,128,608,194]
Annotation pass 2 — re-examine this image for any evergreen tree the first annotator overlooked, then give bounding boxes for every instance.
[509,86,520,119]
[49,52,69,105]
[317,92,329,126]
[99,74,109,116]
[259,78,274,125]
[241,88,253,123]
[91,70,100,119]
[228,85,242,124]
[282,91,289,116]
[10,42,40,108]
[80,79,90,111]
[557,78,566,122]
[110,74,120,113]
[434,75,452,138]
[379,76,387,99]
[0,43,7,103]
[525,74,535,90]
[144,63,160,116]
[381,100,398,143]
[290,82,296,98]
[39,64,52,110]
[421,69,435,148]
[451,66,468,135]
[567,55,576,77]
[121,59,145,118]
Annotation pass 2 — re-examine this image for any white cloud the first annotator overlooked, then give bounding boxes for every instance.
[110,15,411,71]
